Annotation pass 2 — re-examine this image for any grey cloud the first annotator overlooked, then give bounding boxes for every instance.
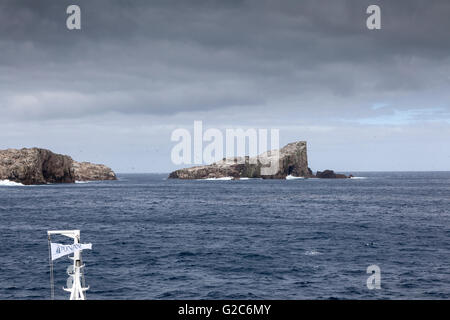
[1,0,450,121]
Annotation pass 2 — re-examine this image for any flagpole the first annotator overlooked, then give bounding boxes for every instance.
[47,234,55,300]
[47,230,90,300]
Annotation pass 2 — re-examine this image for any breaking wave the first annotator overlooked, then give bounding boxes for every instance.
[200,177,234,181]
[0,180,24,186]
[286,175,305,180]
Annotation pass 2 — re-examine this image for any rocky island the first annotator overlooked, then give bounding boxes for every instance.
[169,141,350,180]
[0,148,117,185]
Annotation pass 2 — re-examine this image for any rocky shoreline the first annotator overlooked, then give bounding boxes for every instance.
[0,148,117,185]
[169,141,351,180]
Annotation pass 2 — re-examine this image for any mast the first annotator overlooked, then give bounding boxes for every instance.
[47,230,90,300]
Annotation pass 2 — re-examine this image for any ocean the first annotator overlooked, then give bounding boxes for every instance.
[0,172,449,299]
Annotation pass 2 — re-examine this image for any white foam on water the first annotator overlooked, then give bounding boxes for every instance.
[75,181,91,184]
[0,180,24,186]
[350,177,367,180]
[286,175,305,180]
[304,250,322,256]
[200,177,234,181]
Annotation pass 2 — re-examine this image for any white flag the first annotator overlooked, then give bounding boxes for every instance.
[50,242,92,261]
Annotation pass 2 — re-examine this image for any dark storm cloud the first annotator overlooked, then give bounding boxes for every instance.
[1,0,450,121]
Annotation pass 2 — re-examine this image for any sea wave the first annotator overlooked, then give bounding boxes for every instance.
[350,177,367,180]
[200,177,234,181]
[0,180,24,186]
[304,250,322,256]
[286,175,305,180]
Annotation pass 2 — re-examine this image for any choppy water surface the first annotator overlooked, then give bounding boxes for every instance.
[0,172,449,299]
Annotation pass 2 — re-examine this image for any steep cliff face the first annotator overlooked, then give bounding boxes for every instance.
[169,141,314,179]
[0,148,117,185]
[0,148,75,185]
[73,161,117,181]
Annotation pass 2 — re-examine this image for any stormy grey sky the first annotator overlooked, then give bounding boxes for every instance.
[1,0,449,172]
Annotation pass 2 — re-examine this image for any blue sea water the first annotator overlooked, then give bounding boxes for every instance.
[0,172,449,300]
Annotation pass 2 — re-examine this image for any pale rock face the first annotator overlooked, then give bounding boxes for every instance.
[0,148,117,185]
[73,161,117,181]
[169,141,314,179]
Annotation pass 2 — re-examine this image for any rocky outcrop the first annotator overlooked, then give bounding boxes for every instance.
[315,170,348,179]
[169,141,314,179]
[0,148,117,185]
[169,141,352,180]
[0,148,75,185]
[73,161,117,181]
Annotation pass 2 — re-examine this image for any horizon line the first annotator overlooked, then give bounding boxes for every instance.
[115,170,450,174]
